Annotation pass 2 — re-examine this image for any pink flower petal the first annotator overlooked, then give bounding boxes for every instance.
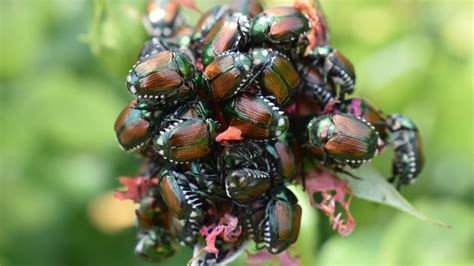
[305,169,356,236]
[347,98,363,117]
[246,250,274,265]
[200,214,242,257]
[246,250,300,266]
[114,176,155,203]
[278,251,300,266]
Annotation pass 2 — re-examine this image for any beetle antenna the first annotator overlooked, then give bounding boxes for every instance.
[336,168,362,180]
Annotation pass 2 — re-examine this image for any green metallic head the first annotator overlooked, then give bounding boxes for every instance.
[307,115,333,147]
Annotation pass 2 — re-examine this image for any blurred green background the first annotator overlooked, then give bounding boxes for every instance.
[1,0,472,265]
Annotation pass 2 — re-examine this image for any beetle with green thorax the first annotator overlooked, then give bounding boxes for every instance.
[306,113,380,168]
[154,118,218,163]
[263,186,302,254]
[127,50,196,106]
[251,48,300,106]
[204,51,253,100]
[250,7,311,48]
[386,114,425,189]
[114,99,163,153]
[200,14,250,66]
[224,94,289,140]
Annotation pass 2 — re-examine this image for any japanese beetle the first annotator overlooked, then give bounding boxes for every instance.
[114,99,162,152]
[218,140,272,173]
[338,97,389,141]
[185,160,227,199]
[154,118,218,163]
[127,50,196,106]
[158,169,206,223]
[192,5,231,45]
[135,227,175,261]
[250,6,311,57]
[201,14,250,66]
[224,168,271,204]
[263,186,302,254]
[309,45,356,98]
[239,197,268,244]
[298,64,336,107]
[386,114,425,188]
[218,141,274,203]
[306,113,379,167]
[251,48,300,106]
[143,0,184,37]
[224,94,289,140]
[204,51,253,100]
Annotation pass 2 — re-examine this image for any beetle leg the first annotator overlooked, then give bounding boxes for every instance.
[178,220,201,247]
[320,52,355,99]
[311,84,336,106]
[169,171,207,222]
[334,167,362,180]
[388,160,398,184]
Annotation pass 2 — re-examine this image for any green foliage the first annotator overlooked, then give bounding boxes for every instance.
[81,0,148,76]
[0,0,472,265]
[345,165,449,227]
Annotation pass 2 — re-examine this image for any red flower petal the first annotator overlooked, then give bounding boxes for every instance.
[216,126,243,142]
[305,169,356,236]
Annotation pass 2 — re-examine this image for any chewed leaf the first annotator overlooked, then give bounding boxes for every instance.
[342,164,450,227]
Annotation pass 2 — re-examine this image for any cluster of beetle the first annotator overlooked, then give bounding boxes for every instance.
[114,0,425,264]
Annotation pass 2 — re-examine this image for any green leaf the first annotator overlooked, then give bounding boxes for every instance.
[81,0,148,76]
[341,164,450,227]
